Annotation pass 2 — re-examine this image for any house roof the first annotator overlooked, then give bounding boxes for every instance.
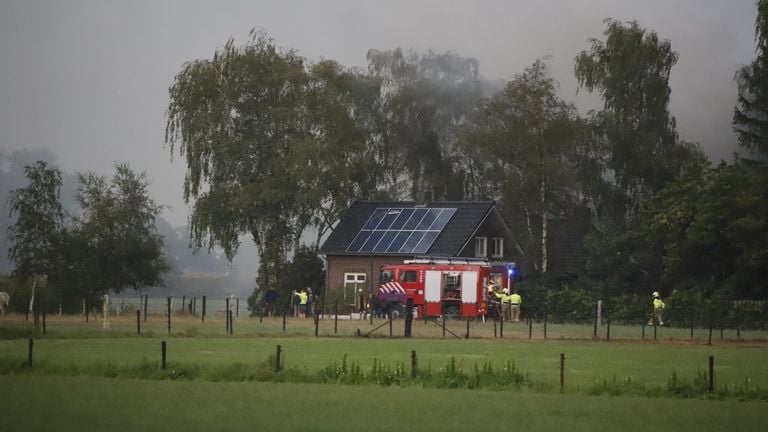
[320,201,498,256]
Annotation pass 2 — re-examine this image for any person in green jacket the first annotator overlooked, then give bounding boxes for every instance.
[648,291,665,326]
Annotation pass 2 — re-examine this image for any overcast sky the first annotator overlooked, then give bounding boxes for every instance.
[0,0,758,227]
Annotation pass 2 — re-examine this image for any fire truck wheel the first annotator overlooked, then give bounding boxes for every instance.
[444,306,459,319]
[388,304,404,319]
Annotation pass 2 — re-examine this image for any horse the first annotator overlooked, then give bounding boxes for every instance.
[0,292,9,314]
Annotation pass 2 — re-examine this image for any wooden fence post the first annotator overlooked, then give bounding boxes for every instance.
[276,345,282,372]
[708,355,714,392]
[560,352,565,391]
[28,338,33,367]
[161,341,167,369]
[136,309,141,336]
[411,350,417,379]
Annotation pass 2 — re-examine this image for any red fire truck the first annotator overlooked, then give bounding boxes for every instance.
[377,258,516,319]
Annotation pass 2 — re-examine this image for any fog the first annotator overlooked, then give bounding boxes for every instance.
[0,0,758,229]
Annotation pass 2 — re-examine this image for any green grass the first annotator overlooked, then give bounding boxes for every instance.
[2,313,768,430]
[1,375,766,432]
[2,334,767,394]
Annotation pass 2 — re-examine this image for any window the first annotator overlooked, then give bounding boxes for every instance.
[400,270,417,282]
[344,273,367,301]
[491,237,504,258]
[474,236,487,257]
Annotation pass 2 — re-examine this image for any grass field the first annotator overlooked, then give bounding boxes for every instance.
[1,313,767,431]
[1,375,766,432]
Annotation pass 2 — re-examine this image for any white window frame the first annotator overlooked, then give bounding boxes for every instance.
[343,273,367,301]
[474,236,487,257]
[491,237,504,258]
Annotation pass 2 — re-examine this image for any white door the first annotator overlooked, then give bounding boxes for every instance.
[424,271,441,302]
[461,271,478,304]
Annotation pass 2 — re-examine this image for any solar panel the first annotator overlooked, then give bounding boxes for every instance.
[346,207,456,253]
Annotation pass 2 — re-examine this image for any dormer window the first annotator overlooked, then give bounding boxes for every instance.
[474,236,487,257]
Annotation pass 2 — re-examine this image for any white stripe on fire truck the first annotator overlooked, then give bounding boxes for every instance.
[380,282,405,294]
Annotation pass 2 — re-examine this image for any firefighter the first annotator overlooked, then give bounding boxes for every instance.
[356,288,367,320]
[495,288,512,321]
[297,288,308,318]
[509,290,522,322]
[488,282,507,318]
[648,291,665,326]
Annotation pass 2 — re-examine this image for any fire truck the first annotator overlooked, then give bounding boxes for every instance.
[377,258,516,319]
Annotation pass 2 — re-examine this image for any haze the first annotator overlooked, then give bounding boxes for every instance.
[0,0,757,227]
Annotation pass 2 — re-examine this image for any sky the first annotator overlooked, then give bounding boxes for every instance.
[0,0,759,228]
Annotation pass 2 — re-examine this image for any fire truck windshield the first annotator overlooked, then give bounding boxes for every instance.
[380,270,394,283]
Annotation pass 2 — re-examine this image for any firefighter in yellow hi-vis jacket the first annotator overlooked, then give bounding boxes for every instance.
[648,291,665,326]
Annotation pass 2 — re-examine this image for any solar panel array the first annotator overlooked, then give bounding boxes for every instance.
[346,207,457,254]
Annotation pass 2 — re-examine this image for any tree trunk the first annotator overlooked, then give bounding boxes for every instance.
[540,172,549,274]
[28,277,37,314]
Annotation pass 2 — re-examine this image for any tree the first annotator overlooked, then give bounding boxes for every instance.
[6,161,65,312]
[367,48,484,200]
[459,60,584,272]
[575,19,705,227]
[734,0,768,156]
[166,31,310,294]
[296,60,383,250]
[71,164,168,297]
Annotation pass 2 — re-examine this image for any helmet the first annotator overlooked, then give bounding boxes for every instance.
[503,288,510,294]
[652,291,659,298]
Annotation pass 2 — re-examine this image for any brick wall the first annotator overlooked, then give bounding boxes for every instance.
[325,255,411,292]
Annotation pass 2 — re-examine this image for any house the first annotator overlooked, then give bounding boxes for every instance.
[319,201,521,299]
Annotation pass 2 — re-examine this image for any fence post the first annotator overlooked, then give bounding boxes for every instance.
[225,297,230,333]
[143,294,148,322]
[166,297,172,334]
[543,307,548,340]
[528,317,532,340]
[390,318,394,338]
[560,352,565,391]
[28,338,33,367]
[314,312,319,337]
[202,296,207,323]
[275,345,282,372]
[499,316,504,338]
[334,300,338,335]
[606,319,611,342]
[708,355,714,392]
[42,308,47,336]
[228,310,234,335]
[161,341,167,369]
[411,350,417,379]
[282,310,287,332]
[136,309,141,336]
[236,298,240,317]
[593,303,598,340]
[466,319,470,339]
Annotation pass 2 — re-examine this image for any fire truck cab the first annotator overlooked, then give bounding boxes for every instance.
[377,259,516,319]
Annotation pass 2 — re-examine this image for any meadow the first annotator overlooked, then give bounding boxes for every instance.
[1,312,767,431]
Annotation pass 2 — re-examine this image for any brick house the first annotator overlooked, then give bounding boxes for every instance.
[319,201,520,300]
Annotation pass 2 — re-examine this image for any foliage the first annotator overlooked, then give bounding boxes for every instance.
[367,48,484,200]
[575,19,707,227]
[63,164,168,296]
[5,161,65,282]
[459,60,587,272]
[247,244,325,313]
[734,0,768,156]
